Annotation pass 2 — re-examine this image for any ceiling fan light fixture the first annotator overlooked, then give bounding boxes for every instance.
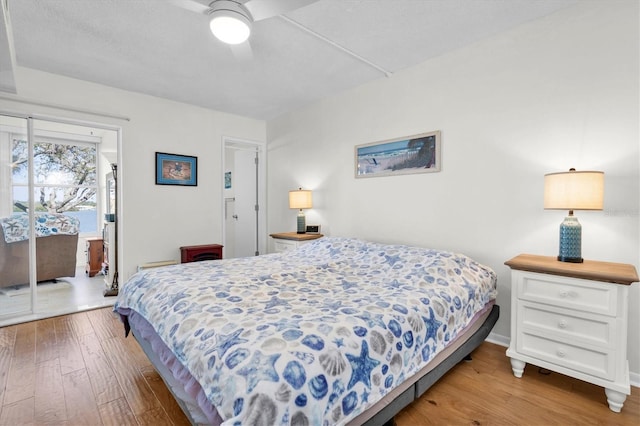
[209,1,252,45]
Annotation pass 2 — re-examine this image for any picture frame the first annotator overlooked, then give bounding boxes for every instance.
[225,171,232,189]
[155,152,198,186]
[355,130,441,178]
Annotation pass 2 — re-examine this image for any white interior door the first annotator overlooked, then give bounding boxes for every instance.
[234,149,257,257]
[222,138,266,258]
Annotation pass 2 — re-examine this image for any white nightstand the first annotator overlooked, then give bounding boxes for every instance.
[505,254,638,412]
[269,232,323,253]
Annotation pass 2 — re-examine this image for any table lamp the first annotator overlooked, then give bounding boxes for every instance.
[544,168,604,263]
[289,188,312,234]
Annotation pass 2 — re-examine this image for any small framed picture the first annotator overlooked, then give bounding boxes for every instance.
[225,171,232,189]
[355,130,441,178]
[155,152,197,186]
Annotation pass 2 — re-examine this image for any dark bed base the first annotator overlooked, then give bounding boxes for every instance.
[363,304,500,426]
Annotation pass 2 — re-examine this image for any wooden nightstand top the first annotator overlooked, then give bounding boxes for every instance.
[269,232,324,241]
[505,254,639,285]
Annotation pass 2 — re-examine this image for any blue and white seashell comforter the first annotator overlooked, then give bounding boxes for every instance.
[114,237,497,425]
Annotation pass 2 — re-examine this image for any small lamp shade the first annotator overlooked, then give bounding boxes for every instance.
[289,189,313,210]
[544,169,604,263]
[289,189,312,234]
[544,170,604,210]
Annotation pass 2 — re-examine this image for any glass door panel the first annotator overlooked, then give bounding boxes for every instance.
[0,114,33,317]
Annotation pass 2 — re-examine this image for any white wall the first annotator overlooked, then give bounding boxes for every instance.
[1,66,266,280]
[267,1,640,377]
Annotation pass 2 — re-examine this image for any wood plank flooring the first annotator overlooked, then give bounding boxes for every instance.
[0,307,638,425]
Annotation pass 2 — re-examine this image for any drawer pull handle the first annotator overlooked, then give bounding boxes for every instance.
[556,349,566,358]
[558,320,567,329]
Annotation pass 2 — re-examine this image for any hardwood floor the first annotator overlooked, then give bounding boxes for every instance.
[0,307,638,425]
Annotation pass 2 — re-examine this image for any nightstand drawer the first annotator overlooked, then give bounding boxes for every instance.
[520,302,614,347]
[273,239,296,252]
[517,271,618,316]
[270,232,323,254]
[519,332,614,381]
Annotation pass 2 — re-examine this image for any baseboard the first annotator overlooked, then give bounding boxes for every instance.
[486,332,639,388]
[486,331,510,348]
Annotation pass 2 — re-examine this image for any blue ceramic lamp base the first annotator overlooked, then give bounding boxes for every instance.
[558,215,583,263]
[297,211,306,234]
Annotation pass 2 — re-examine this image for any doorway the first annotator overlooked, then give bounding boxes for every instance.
[0,113,120,325]
[222,137,266,258]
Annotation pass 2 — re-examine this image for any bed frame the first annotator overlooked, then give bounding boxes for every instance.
[360,304,499,425]
[130,304,499,425]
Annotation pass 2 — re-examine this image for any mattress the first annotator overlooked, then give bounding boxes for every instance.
[114,237,498,425]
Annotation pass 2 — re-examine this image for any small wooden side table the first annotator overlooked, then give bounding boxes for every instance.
[85,237,103,277]
[505,254,638,412]
[269,232,323,253]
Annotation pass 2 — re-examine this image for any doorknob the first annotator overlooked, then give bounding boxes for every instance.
[232,214,238,220]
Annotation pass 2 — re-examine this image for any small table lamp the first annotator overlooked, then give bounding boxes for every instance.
[544,168,604,263]
[289,188,313,234]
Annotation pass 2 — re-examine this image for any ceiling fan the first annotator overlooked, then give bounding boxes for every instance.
[170,0,392,76]
[170,0,319,45]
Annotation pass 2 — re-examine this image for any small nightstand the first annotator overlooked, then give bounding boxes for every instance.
[269,232,323,253]
[505,254,638,412]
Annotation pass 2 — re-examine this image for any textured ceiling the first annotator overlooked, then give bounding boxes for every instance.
[5,0,577,120]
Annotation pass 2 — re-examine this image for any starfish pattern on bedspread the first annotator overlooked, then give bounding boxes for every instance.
[114,237,497,425]
[237,350,281,393]
[346,341,380,390]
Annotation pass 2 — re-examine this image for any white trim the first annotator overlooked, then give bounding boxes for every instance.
[0,93,130,122]
[27,118,36,312]
[0,109,124,132]
[486,331,510,348]
[0,124,102,143]
[0,0,17,94]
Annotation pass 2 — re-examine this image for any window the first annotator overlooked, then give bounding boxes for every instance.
[11,136,99,233]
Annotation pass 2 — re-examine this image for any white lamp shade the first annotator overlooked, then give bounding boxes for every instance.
[289,189,312,209]
[209,3,251,45]
[544,170,604,210]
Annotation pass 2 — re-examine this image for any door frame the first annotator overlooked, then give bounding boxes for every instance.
[221,136,267,257]
[0,110,122,321]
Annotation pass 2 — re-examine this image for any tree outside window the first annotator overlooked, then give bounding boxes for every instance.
[12,138,98,233]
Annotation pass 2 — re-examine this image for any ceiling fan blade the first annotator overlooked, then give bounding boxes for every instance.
[230,40,254,61]
[167,0,211,15]
[244,0,318,21]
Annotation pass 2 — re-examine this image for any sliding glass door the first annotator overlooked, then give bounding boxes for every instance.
[0,114,114,323]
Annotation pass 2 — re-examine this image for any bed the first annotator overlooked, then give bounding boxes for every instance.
[114,237,498,425]
[0,213,79,288]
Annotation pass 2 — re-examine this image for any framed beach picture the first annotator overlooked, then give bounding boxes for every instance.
[155,152,198,186]
[355,130,441,178]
